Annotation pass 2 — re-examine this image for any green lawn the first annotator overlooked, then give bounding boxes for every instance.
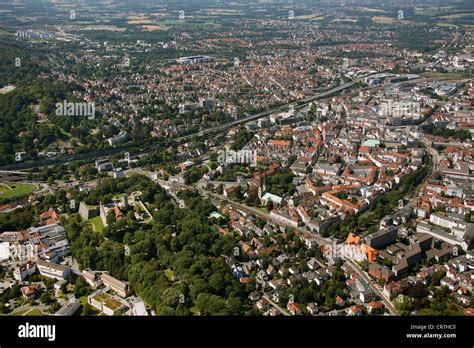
[90,216,104,233]
[7,308,44,316]
[0,183,36,200]
[8,309,28,316]
[190,306,200,316]
[23,308,44,316]
[79,295,88,307]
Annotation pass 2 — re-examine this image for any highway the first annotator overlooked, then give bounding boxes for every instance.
[0,78,359,172]
[0,73,455,174]
[174,80,358,142]
[174,72,441,144]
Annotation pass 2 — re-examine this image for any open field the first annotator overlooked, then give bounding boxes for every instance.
[79,26,127,32]
[414,5,458,15]
[356,7,387,13]
[142,25,168,31]
[7,308,44,316]
[372,16,411,25]
[190,306,200,315]
[440,12,474,20]
[332,18,358,23]
[295,13,324,20]
[201,8,243,15]
[7,309,28,316]
[422,71,473,80]
[0,183,36,199]
[23,308,45,316]
[437,23,459,28]
[127,19,154,24]
[90,216,104,233]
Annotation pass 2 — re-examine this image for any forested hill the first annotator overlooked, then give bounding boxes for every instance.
[64,175,257,315]
[0,36,111,166]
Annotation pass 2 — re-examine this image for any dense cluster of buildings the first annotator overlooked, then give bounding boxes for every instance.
[188,75,473,315]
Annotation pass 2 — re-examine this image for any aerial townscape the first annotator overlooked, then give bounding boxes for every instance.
[0,0,473,323]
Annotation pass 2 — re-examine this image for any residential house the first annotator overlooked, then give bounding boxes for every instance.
[256,298,270,311]
[21,284,39,301]
[348,305,364,316]
[368,301,384,314]
[287,301,302,316]
[440,277,459,292]
[40,208,61,225]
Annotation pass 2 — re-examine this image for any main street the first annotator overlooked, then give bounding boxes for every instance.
[172,143,439,317]
[198,186,401,315]
[194,186,332,247]
[421,136,440,173]
[408,136,438,207]
[345,260,399,316]
[158,158,439,317]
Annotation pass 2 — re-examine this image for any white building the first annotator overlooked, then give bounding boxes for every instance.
[269,210,300,228]
[37,259,70,280]
[13,261,37,281]
[0,242,10,261]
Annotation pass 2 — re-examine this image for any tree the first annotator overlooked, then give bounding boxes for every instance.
[266,201,274,212]
[74,277,90,297]
[161,287,183,307]
[62,176,253,316]
[195,293,231,316]
[429,270,445,287]
[49,302,61,313]
[395,296,414,316]
[40,293,53,305]
[189,278,208,300]
[82,303,96,316]
[227,296,243,315]
[106,210,116,226]
[60,283,68,294]
[9,282,21,300]
[208,273,226,295]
